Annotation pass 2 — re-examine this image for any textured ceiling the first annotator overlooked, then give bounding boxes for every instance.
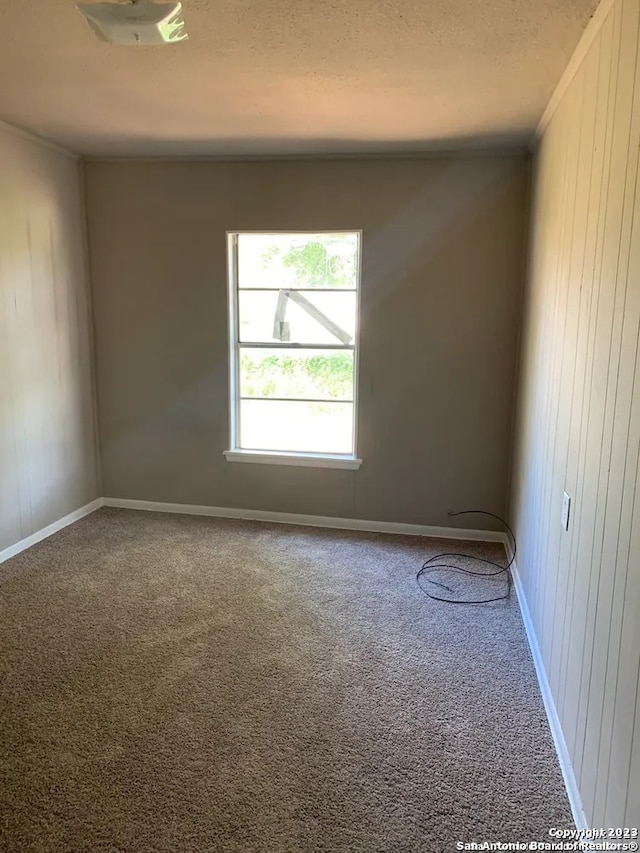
[0,0,597,156]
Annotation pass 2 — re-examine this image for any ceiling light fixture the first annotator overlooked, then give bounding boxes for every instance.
[76,1,188,45]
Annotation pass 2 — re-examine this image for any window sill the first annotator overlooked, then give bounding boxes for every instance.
[223,450,362,470]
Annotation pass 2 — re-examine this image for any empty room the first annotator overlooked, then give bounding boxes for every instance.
[0,0,638,848]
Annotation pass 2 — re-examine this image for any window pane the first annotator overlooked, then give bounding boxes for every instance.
[240,348,354,400]
[240,400,353,453]
[239,290,356,345]
[238,233,358,289]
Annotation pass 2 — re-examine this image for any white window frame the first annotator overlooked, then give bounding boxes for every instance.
[223,230,362,470]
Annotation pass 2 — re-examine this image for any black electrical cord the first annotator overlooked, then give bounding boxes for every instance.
[416,510,516,604]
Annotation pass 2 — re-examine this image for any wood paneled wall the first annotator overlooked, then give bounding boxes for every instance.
[0,127,98,552]
[511,0,640,826]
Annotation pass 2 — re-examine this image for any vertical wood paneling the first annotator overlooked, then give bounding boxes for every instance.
[592,20,640,825]
[602,136,640,824]
[572,5,621,781]
[0,127,98,552]
[532,101,568,645]
[560,12,615,758]
[556,36,604,719]
[541,70,585,682]
[548,44,598,700]
[511,0,640,827]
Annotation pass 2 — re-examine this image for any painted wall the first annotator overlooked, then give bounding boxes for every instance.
[0,126,99,552]
[510,0,640,826]
[85,156,528,528]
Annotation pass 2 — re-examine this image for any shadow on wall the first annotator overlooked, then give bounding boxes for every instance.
[89,154,526,519]
[77,122,531,157]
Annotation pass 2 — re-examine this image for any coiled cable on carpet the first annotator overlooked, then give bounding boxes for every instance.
[416,510,516,605]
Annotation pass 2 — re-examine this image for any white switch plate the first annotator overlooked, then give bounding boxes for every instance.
[562,492,571,531]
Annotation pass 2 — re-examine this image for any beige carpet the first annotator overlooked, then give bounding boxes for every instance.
[0,508,573,852]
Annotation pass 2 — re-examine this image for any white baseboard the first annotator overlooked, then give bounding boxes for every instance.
[0,498,104,565]
[102,497,508,543]
[510,557,588,830]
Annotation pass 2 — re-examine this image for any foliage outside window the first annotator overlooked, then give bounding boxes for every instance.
[226,232,361,460]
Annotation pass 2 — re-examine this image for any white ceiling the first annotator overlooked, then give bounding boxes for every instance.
[0,0,598,157]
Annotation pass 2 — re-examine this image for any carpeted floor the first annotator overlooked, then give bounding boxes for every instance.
[0,508,573,852]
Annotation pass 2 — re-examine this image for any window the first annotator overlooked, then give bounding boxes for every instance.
[224,231,362,469]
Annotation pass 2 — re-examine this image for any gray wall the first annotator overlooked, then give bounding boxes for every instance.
[0,126,99,551]
[85,156,528,527]
[510,0,640,826]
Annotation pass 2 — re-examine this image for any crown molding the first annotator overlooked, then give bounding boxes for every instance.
[533,0,617,146]
[0,118,79,159]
